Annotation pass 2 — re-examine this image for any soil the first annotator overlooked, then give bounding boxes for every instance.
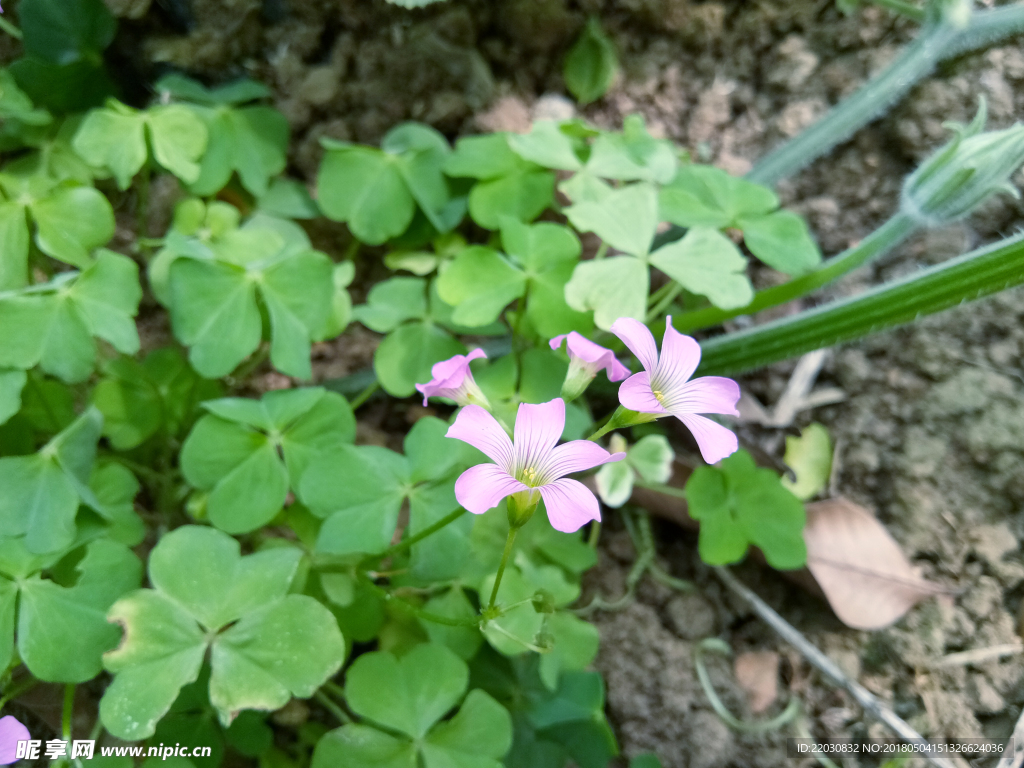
[43,0,1024,764]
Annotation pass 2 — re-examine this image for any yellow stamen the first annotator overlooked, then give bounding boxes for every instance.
[523,466,538,484]
[652,390,665,404]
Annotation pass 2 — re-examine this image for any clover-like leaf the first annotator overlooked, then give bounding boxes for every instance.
[685,449,807,569]
[585,115,676,184]
[780,422,832,501]
[0,407,103,553]
[436,246,527,327]
[737,210,822,277]
[564,256,648,330]
[467,167,555,229]
[20,0,116,66]
[167,245,333,379]
[180,388,354,534]
[18,539,142,682]
[72,100,208,188]
[649,227,753,310]
[659,164,778,229]
[100,526,345,740]
[538,611,599,691]
[509,122,583,172]
[0,250,141,382]
[354,277,430,333]
[565,182,658,257]
[0,370,26,427]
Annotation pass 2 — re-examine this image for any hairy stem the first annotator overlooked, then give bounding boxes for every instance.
[674,212,919,333]
[488,527,519,610]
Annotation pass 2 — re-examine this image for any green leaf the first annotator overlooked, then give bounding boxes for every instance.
[315,261,356,340]
[148,105,209,184]
[565,183,658,257]
[317,147,415,245]
[421,588,482,662]
[685,450,807,569]
[408,482,470,581]
[585,115,675,184]
[354,277,429,333]
[467,168,555,228]
[188,106,289,197]
[345,643,468,739]
[302,445,408,555]
[480,567,544,657]
[259,177,320,219]
[31,185,116,267]
[0,201,30,290]
[421,689,513,768]
[594,461,633,508]
[9,57,114,114]
[19,539,142,681]
[564,256,648,330]
[90,461,146,546]
[20,0,116,66]
[444,134,519,180]
[0,370,26,426]
[631,755,664,768]
[780,423,832,501]
[436,246,527,327]
[0,407,103,553]
[312,724,417,768]
[374,322,465,398]
[156,74,271,107]
[538,612,599,691]
[101,526,344,739]
[563,18,618,105]
[261,250,334,379]
[649,227,753,310]
[628,434,674,483]
[738,210,822,277]
[383,123,462,234]
[660,165,778,229]
[508,122,582,172]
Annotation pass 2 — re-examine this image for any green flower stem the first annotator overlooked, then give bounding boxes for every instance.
[227,343,269,385]
[0,675,37,712]
[62,684,74,741]
[746,4,1024,187]
[0,16,22,39]
[314,690,352,725]
[673,212,918,333]
[869,0,926,22]
[362,578,480,628]
[697,229,1024,376]
[646,281,685,323]
[488,526,519,611]
[587,406,657,442]
[694,639,802,733]
[633,479,689,501]
[375,508,468,560]
[349,380,380,410]
[136,165,151,252]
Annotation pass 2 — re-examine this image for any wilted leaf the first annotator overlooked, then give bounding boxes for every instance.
[733,651,779,715]
[803,498,947,630]
[780,423,832,501]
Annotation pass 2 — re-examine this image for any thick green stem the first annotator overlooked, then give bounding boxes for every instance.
[673,212,918,333]
[376,508,467,560]
[0,17,22,39]
[314,690,352,725]
[633,479,689,501]
[62,684,74,741]
[587,407,659,442]
[646,281,685,322]
[349,380,379,410]
[696,230,1024,376]
[488,527,519,610]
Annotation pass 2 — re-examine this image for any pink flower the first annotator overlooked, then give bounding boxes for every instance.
[549,332,630,401]
[415,348,489,408]
[0,716,29,765]
[610,316,741,464]
[446,398,625,533]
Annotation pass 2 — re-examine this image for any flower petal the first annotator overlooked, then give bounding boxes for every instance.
[0,716,29,765]
[605,356,631,382]
[417,349,486,406]
[446,404,515,470]
[513,399,565,470]
[610,317,659,373]
[539,478,602,533]
[454,464,529,514]
[548,334,568,351]
[678,413,738,464]
[653,316,701,387]
[543,440,625,480]
[564,332,631,382]
[666,376,741,416]
[618,371,667,414]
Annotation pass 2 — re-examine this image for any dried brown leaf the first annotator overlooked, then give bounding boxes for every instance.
[804,498,947,630]
[734,651,779,714]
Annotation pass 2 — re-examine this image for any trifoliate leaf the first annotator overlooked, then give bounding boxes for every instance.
[467,167,555,228]
[374,322,466,399]
[659,164,778,229]
[318,147,414,245]
[436,246,528,327]
[585,115,676,184]
[0,370,26,427]
[685,450,807,569]
[564,256,648,330]
[101,526,344,739]
[509,122,583,172]
[565,183,658,257]
[648,227,753,310]
[354,277,430,333]
[738,210,822,277]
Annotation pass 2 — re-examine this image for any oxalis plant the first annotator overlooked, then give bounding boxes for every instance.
[0,0,1022,766]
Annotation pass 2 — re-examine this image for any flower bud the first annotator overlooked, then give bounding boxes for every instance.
[531,590,556,614]
[901,100,1024,226]
[507,489,540,529]
[927,0,972,29]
